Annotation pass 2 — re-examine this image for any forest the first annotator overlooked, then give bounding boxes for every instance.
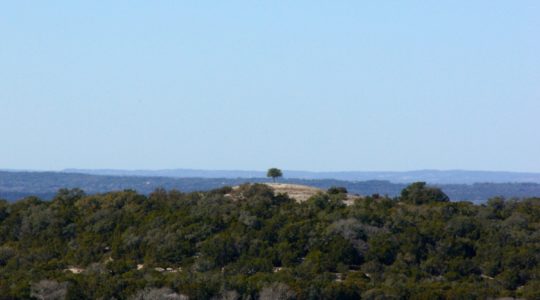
[0,183,539,299]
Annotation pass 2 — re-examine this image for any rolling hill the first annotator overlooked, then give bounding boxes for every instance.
[2,170,540,203]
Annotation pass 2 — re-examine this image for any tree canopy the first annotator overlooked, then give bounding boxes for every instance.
[0,183,538,299]
[267,168,283,182]
[400,181,450,204]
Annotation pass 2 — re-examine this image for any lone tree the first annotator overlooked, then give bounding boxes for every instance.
[267,168,283,182]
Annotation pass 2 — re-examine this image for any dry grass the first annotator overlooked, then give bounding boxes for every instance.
[265,183,323,202]
[232,182,361,205]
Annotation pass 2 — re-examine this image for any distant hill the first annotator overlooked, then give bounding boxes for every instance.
[2,170,540,203]
[63,168,540,184]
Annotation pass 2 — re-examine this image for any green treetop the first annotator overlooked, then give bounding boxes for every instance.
[266,168,283,182]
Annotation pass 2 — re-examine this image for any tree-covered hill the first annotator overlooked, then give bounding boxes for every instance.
[0,183,539,299]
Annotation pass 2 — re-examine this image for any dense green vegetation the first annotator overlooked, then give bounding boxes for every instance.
[0,183,539,299]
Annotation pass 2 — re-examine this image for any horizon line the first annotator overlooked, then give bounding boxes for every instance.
[2,168,540,174]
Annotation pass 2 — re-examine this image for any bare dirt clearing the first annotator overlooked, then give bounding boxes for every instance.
[232,183,361,205]
[265,183,323,202]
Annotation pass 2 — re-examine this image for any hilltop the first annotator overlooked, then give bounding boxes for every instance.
[2,171,540,203]
[227,183,325,203]
[260,183,360,205]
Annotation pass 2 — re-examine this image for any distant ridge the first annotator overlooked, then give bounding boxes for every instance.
[2,170,540,203]
[62,168,540,184]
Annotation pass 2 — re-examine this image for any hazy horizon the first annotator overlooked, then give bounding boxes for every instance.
[2,2,539,172]
[5,167,540,184]
[3,167,540,174]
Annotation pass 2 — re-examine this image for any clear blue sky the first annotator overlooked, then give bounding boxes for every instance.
[1,1,539,172]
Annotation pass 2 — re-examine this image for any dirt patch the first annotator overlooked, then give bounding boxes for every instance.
[265,183,324,202]
[228,183,361,205]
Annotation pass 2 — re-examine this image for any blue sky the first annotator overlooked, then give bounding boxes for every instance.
[1,1,539,172]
